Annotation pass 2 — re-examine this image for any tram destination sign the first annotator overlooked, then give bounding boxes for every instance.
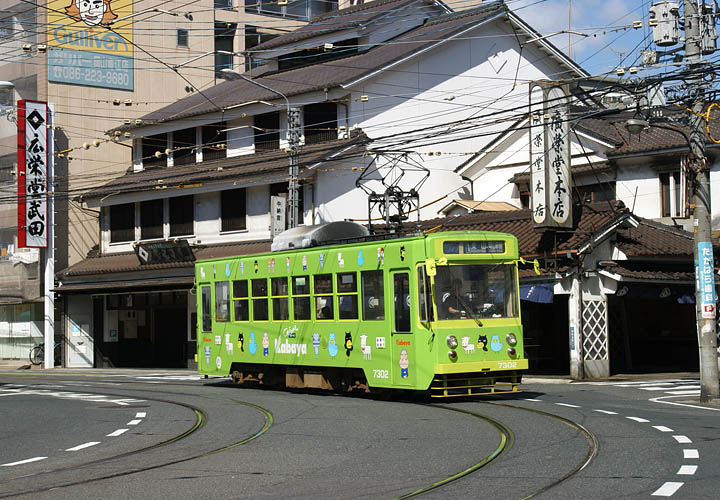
[134,240,195,265]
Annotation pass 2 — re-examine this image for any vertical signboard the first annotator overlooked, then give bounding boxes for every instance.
[47,0,134,90]
[528,83,573,229]
[529,85,546,224]
[17,100,49,248]
[697,241,716,319]
[270,195,287,237]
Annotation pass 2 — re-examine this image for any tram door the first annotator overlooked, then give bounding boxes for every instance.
[391,271,414,386]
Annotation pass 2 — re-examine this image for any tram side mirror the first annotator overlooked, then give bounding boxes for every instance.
[425,258,437,277]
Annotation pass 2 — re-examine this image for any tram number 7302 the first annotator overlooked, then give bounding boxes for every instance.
[373,369,390,379]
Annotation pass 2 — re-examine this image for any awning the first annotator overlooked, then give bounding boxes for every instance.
[55,276,193,294]
[520,284,554,303]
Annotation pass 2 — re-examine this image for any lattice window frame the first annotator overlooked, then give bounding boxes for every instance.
[582,299,608,361]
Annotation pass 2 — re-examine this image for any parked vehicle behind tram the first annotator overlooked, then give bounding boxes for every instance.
[195,222,526,397]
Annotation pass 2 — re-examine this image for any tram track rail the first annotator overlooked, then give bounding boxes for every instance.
[393,400,599,500]
[0,385,274,499]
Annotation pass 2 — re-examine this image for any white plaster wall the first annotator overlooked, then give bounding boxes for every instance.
[226,116,255,157]
[616,164,662,219]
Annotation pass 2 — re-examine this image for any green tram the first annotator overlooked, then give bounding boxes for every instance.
[195,222,527,397]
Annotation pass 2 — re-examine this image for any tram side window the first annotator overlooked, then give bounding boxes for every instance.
[252,278,269,321]
[361,270,384,321]
[232,279,249,321]
[337,272,358,320]
[215,281,230,322]
[201,286,212,332]
[314,273,334,320]
[292,276,311,321]
[393,273,411,332]
[271,277,289,321]
[417,267,433,322]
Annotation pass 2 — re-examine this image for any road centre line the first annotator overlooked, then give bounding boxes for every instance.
[592,409,618,414]
[522,398,542,402]
[639,386,700,392]
[554,402,581,408]
[107,428,129,437]
[673,435,692,444]
[1,456,47,467]
[666,390,701,395]
[626,416,650,423]
[653,426,674,432]
[677,465,697,475]
[66,442,101,452]
[652,482,684,497]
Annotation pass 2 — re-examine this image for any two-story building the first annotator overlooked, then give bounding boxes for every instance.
[56,0,593,368]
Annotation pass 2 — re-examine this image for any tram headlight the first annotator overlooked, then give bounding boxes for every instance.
[446,335,458,349]
[506,333,517,346]
[507,347,516,357]
[448,350,458,361]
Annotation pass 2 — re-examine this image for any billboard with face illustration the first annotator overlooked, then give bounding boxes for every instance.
[47,0,133,90]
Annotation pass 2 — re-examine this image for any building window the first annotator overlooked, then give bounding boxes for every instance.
[660,172,682,217]
[140,199,163,240]
[202,123,227,161]
[173,128,196,166]
[244,26,281,70]
[177,29,189,47]
[254,112,280,151]
[142,133,167,168]
[215,22,235,75]
[573,182,616,204]
[244,0,337,21]
[221,188,246,232]
[214,0,233,10]
[169,195,194,236]
[110,203,135,243]
[304,102,337,144]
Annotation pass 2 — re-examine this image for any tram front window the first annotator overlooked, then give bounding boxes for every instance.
[434,264,517,320]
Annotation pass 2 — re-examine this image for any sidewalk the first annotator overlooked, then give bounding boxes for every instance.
[0,359,35,370]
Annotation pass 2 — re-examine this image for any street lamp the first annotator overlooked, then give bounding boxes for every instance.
[219,68,301,229]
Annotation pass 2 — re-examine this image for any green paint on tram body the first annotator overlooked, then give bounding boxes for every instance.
[195,231,527,392]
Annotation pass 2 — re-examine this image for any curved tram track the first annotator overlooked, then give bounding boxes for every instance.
[0,386,274,499]
[394,400,599,500]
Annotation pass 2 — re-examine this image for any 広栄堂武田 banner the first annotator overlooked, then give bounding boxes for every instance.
[48,0,133,91]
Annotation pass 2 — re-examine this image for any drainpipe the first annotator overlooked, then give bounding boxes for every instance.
[460,175,474,200]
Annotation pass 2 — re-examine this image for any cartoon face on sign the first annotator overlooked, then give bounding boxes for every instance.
[65,0,117,26]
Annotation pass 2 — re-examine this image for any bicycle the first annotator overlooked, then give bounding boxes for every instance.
[29,342,62,366]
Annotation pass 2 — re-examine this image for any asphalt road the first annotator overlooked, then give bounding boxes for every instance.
[1,370,718,499]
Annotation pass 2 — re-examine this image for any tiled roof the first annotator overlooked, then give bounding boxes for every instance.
[249,0,443,52]
[112,2,507,130]
[81,132,368,201]
[57,240,273,281]
[600,262,693,282]
[614,218,693,257]
[579,107,720,157]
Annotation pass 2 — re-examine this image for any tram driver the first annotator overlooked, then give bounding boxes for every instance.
[440,278,466,320]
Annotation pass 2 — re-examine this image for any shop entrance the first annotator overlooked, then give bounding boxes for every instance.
[93,291,189,368]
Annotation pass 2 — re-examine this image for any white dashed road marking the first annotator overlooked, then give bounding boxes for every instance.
[683,449,699,459]
[673,435,692,444]
[66,441,101,452]
[592,409,618,414]
[127,419,142,426]
[626,416,650,423]
[653,426,674,432]
[554,402,581,408]
[677,465,697,475]
[107,429,129,437]
[1,456,47,467]
[135,412,146,418]
[652,482,684,497]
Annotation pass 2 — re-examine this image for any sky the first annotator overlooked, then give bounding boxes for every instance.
[507,0,654,77]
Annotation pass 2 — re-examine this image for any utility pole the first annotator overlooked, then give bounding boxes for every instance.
[684,0,720,402]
